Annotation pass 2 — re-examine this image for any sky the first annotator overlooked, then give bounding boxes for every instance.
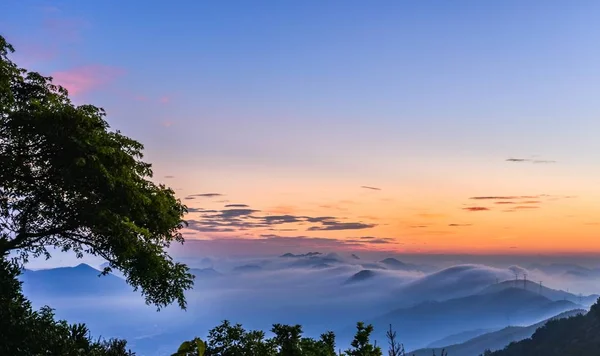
[3,0,600,257]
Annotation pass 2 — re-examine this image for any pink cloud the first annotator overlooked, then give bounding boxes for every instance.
[51,65,125,96]
[159,96,171,104]
[162,121,174,127]
[134,95,149,101]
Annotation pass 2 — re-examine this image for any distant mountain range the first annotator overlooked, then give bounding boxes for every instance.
[359,288,583,351]
[232,264,263,273]
[19,263,131,297]
[528,263,600,279]
[280,252,322,258]
[409,309,587,356]
[480,280,599,307]
[189,267,222,279]
[387,265,512,306]
[426,328,498,349]
[489,303,600,355]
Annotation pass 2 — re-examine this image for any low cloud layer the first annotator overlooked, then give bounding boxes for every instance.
[506,158,557,164]
[360,186,382,191]
[186,200,378,233]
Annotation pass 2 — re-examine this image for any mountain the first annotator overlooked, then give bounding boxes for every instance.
[279,252,322,258]
[480,280,600,307]
[389,265,512,307]
[286,254,342,268]
[426,328,498,348]
[379,257,437,273]
[409,309,586,356]
[189,268,222,279]
[379,258,418,270]
[358,288,582,351]
[343,270,377,285]
[19,263,131,297]
[528,263,600,279]
[311,263,332,269]
[360,263,387,270]
[232,264,262,273]
[489,301,600,356]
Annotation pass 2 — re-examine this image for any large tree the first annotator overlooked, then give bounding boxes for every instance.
[0,35,193,309]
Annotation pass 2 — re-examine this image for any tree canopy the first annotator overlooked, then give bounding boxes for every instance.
[0,35,193,309]
[0,258,135,355]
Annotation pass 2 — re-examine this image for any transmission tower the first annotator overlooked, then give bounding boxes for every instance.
[539,281,543,295]
[523,273,527,289]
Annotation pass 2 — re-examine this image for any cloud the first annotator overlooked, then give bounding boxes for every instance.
[501,205,541,212]
[469,196,540,200]
[308,222,376,231]
[494,201,515,205]
[448,224,472,227]
[187,207,376,233]
[188,193,224,198]
[462,207,490,212]
[219,209,260,218]
[162,121,174,128]
[305,216,337,223]
[164,175,175,179]
[264,215,304,224]
[409,225,428,228]
[187,207,211,213]
[159,96,171,104]
[353,236,395,243]
[506,158,556,164]
[361,186,381,191]
[51,65,125,96]
[225,204,250,208]
[352,237,393,244]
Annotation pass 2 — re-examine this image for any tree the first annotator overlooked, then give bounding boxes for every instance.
[385,324,405,356]
[272,324,304,356]
[0,258,135,355]
[0,35,193,310]
[344,322,382,356]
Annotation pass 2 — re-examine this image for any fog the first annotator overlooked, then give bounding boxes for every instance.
[21,252,600,355]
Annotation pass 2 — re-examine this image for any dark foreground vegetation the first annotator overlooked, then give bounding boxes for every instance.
[1,35,599,356]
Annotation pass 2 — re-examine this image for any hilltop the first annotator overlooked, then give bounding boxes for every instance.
[409,309,586,356]
[489,300,600,356]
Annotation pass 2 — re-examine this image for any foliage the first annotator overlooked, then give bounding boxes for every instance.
[176,320,379,356]
[0,258,135,356]
[344,322,383,356]
[0,35,192,310]
[172,337,206,356]
[488,298,600,356]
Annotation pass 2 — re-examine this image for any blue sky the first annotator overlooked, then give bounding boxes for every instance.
[3,1,600,257]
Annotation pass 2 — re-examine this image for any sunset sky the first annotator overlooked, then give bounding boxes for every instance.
[4,1,600,256]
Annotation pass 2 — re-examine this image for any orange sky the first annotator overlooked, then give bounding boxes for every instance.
[160,160,600,255]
